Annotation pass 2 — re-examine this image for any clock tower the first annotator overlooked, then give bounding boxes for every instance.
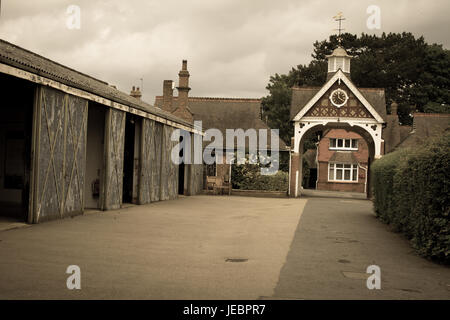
[326,46,352,81]
[288,14,387,198]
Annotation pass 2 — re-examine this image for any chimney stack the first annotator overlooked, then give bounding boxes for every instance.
[172,59,193,122]
[178,60,190,90]
[130,86,142,100]
[162,80,174,112]
[391,101,398,115]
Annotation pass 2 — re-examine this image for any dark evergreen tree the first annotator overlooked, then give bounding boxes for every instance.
[262,32,450,144]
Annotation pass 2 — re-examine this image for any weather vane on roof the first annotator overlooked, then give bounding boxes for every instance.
[333,12,345,45]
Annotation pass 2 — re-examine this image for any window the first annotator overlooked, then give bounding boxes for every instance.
[328,163,358,182]
[345,139,350,148]
[329,138,358,151]
[330,139,336,148]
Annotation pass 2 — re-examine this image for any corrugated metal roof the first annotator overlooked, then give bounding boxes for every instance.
[0,39,194,129]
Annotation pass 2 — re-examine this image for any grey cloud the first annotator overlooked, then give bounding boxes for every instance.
[0,0,448,104]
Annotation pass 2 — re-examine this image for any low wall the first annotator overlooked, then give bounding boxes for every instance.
[230,189,287,198]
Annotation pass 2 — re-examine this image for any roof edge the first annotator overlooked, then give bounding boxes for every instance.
[0,39,108,85]
[155,95,261,102]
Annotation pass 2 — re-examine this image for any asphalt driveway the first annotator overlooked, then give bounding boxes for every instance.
[0,195,305,299]
[273,197,450,299]
[0,195,448,299]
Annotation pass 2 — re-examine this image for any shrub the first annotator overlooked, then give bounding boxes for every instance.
[231,163,288,191]
[371,132,450,263]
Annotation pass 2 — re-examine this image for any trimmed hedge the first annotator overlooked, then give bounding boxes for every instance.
[371,132,450,263]
[231,164,288,191]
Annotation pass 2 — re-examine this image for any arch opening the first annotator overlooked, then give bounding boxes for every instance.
[290,121,379,198]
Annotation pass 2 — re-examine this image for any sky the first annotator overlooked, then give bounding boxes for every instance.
[0,0,448,105]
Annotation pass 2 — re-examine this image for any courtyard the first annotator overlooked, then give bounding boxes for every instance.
[0,195,449,299]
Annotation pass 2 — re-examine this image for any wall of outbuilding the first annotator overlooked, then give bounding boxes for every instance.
[138,120,181,204]
[28,84,203,223]
[104,108,126,210]
[185,133,204,196]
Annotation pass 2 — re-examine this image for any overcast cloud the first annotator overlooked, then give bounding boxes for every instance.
[0,0,448,104]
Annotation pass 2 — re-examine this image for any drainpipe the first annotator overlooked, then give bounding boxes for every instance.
[288,149,292,196]
[229,160,232,195]
[315,139,319,189]
[358,163,368,194]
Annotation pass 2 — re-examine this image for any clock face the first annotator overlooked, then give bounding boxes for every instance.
[330,89,348,107]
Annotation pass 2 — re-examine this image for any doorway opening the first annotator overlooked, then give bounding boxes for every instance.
[306,168,317,189]
[0,74,34,222]
[178,133,185,195]
[296,123,375,197]
[122,113,137,204]
[84,102,106,209]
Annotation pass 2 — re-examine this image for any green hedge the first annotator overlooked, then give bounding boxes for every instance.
[232,164,288,191]
[371,132,450,263]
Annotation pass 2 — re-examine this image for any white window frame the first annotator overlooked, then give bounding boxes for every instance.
[328,163,359,182]
[329,138,358,151]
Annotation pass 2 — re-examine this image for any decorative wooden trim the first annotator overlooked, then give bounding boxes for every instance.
[293,70,384,123]
[301,116,379,124]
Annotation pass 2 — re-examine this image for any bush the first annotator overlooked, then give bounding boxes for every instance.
[371,132,450,263]
[423,102,450,114]
[232,163,288,191]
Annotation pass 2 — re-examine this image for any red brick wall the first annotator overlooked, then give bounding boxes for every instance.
[318,129,369,163]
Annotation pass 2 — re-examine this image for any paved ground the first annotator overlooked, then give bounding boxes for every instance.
[273,197,450,299]
[0,195,448,299]
[0,216,30,232]
[0,196,305,299]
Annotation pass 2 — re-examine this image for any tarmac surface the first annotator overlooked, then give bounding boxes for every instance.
[0,196,305,299]
[273,197,450,299]
[0,195,449,299]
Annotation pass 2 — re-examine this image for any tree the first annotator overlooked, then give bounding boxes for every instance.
[262,32,450,145]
